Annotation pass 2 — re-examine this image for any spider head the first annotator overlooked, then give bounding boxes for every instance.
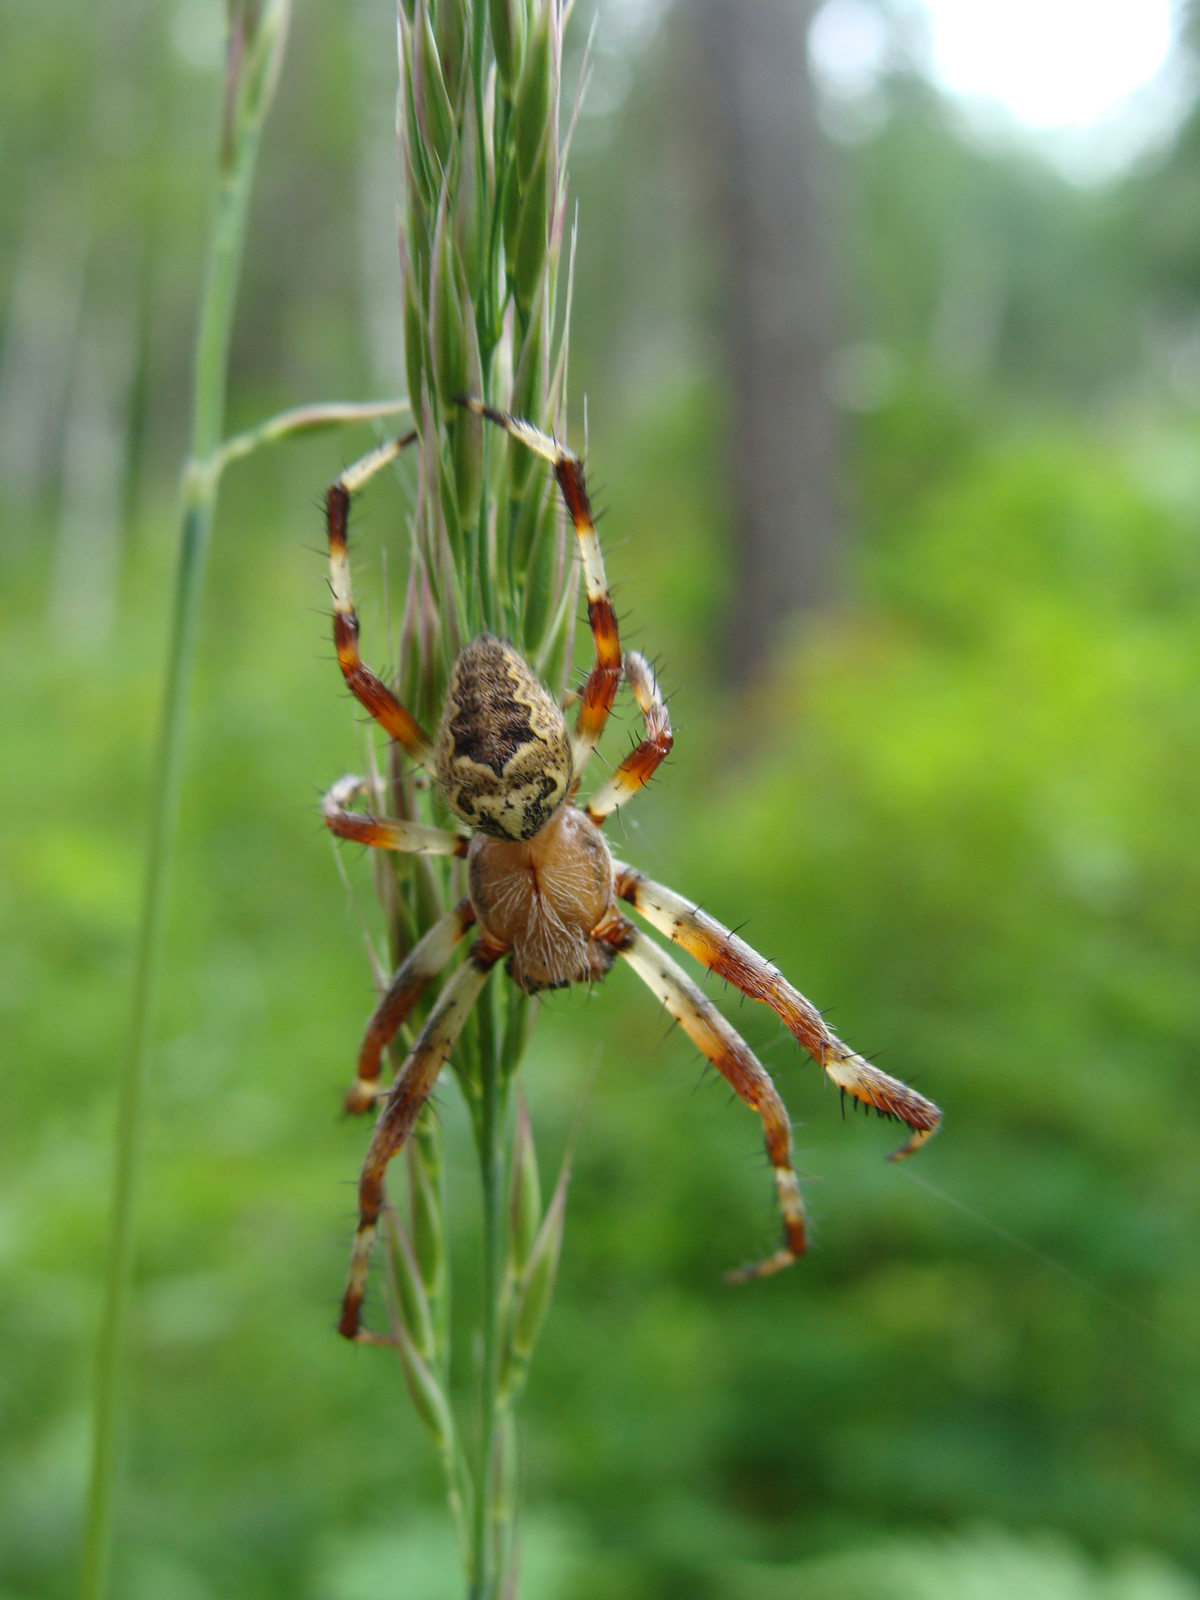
[435,635,573,841]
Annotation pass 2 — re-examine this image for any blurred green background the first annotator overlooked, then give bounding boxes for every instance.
[4,1,1200,1597]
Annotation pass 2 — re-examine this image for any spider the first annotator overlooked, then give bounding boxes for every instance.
[323,398,941,1341]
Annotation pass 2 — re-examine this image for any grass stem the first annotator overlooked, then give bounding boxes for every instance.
[79,7,291,1596]
[471,1002,508,1600]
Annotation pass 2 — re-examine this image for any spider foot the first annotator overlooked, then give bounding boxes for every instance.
[822,1047,941,1160]
[347,1326,396,1348]
[724,1191,807,1283]
[723,1246,799,1285]
[887,1123,937,1162]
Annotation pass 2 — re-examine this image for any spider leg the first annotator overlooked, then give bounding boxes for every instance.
[455,397,621,774]
[322,774,469,857]
[585,652,673,823]
[327,432,437,775]
[340,935,506,1341]
[599,918,807,1277]
[343,897,477,1114]
[612,865,941,1158]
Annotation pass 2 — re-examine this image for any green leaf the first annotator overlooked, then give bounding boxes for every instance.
[507,1092,542,1276]
[403,254,427,427]
[454,94,485,303]
[489,0,525,90]
[433,0,467,108]
[513,0,552,186]
[429,192,468,408]
[513,140,550,318]
[384,1204,436,1364]
[408,1111,446,1307]
[499,1106,582,1406]
[413,0,455,174]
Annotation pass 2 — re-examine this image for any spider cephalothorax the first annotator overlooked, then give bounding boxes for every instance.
[323,400,942,1342]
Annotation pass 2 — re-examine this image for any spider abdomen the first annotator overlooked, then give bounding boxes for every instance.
[468,805,616,993]
[436,635,572,842]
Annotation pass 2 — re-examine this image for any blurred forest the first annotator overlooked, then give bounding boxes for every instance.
[4,1,1200,1597]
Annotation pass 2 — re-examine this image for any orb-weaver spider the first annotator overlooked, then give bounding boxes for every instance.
[323,398,941,1341]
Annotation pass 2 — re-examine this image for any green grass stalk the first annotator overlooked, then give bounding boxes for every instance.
[472,1043,507,1600]
[310,2,582,1593]
[79,7,291,1595]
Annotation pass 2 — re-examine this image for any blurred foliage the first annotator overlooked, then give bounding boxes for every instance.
[725,1526,1200,1600]
[4,1,1200,1599]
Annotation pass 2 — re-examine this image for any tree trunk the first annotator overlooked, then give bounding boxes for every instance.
[690,0,839,680]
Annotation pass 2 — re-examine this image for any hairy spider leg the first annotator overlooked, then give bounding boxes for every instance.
[604,921,808,1277]
[343,897,478,1114]
[613,865,941,1158]
[340,937,505,1341]
[322,774,469,857]
[585,651,673,823]
[455,398,622,774]
[327,431,437,775]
